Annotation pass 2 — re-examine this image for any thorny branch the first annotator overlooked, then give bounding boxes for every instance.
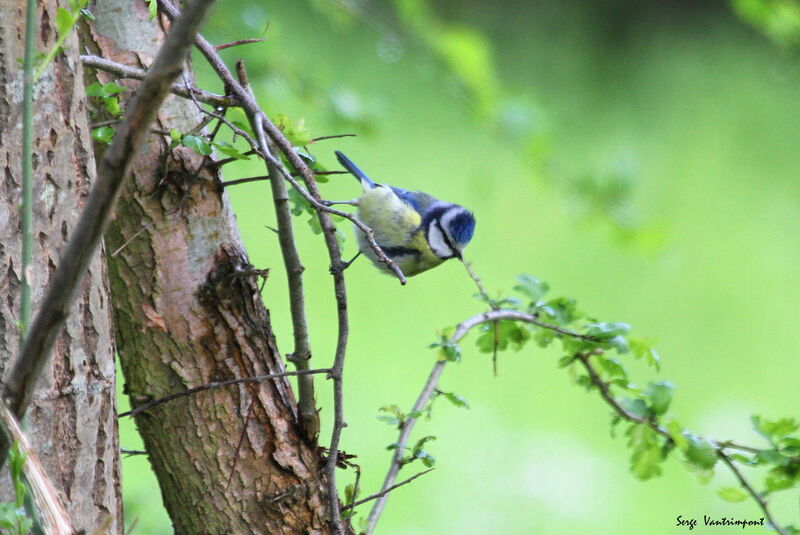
[366,308,792,535]
[0,0,217,467]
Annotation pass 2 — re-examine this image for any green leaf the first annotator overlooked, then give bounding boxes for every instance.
[631,443,662,480]
[608,335,629,354]
[575,374,593,390]
[182,134,212,156]
[540,297,579,324]
[754,449,789,466]
[620,398,649,419]
[513,274,549,302]
[764,467,795,493]
[169,128,182,149]
[288,187,312,216]
[213,142,251,160]
[103,96,121,116]
[344,483,355,504]
[147,0,158,20]
[534,327,556,348]
[665,418,689,452]
[91,126,115,144]
[441,392,469,409]
[376,415,401,425]
[437,343,461,363]
[752,415,799,443]
[557,354,576,368]
[306,214,323,235]
[626,424,663,480]
[583,322,630,340]
[56,7,75,36]
[716,487,747,502]
[629,337,661,371]
[644,381,674,416]
[86,81,125,98]
[598,357,628,379]
[274,113,312,146]
[685,435,718,470]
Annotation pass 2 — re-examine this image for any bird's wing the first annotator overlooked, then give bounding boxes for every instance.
[389,186,439,216]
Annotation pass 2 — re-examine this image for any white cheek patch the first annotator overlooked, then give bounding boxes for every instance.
[428,223,454,258]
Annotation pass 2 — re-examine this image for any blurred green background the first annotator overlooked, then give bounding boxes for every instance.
[119,0,800,533]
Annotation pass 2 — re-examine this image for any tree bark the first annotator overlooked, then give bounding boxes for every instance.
[84,2,332,533]
[0,1,121,532]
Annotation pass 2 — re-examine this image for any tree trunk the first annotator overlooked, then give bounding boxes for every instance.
[83,2,332,533]
[0,1,121,532]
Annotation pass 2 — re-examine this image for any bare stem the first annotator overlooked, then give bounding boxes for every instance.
[341,468,434,512]
[366,309,547,533]
[80,55,233,107]
[118,368,331,418]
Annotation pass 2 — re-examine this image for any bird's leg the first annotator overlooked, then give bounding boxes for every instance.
[321,198,359,206]
[330,251,362,274]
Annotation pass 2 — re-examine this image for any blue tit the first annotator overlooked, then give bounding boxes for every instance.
[334,151,476,277]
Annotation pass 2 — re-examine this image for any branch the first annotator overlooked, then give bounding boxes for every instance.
[0,404,75,535]
[118,368,332,418]
[215,38,265,51]
[366,308,792,535]
[221,170,348,188]
[0,0,217,466]
[80,55,233,107]
[365,309,551,533]
[152,4,378,530]
[340,468,434,512]
[253,116,318,440]
[576,353,789,535]
[718,452,785,534]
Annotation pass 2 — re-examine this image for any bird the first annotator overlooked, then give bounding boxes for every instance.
[333,150,475,277]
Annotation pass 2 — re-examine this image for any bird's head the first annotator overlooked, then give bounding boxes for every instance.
[427,205,476,261]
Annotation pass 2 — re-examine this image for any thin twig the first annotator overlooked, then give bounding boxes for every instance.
[576,353,788,535]
[0,0,218,467]
[110,222,153,257]
[718,452,786,534]
[80,55,233,107]
[341,468,434,512]
[365,310,546,533]
[0,404,74,534]
[253,111,319,441]
[310,133,356,143]
[118,368,331,418]
[220,170,347,189]
[120,449,148,456]
[215,38,265,50]
[209,150,257,168]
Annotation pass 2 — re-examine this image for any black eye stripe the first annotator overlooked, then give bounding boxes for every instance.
[435,219,457,257]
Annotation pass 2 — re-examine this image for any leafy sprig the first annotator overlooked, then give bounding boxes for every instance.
[404,273,799,535]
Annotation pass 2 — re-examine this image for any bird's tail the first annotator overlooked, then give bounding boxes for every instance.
[335,151,375,189]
